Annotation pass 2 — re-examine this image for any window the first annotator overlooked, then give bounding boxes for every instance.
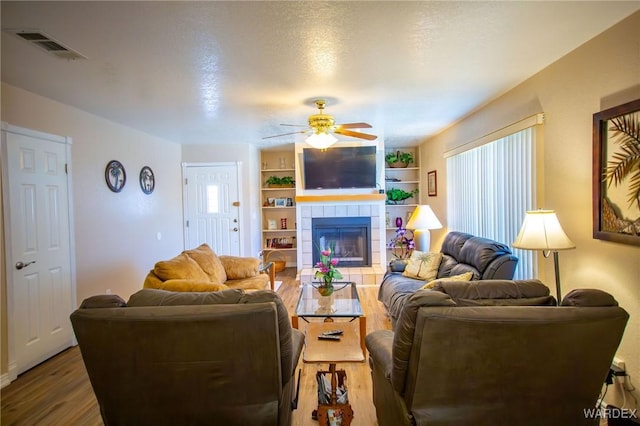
[206,185,219,213]
[445,121,540,280]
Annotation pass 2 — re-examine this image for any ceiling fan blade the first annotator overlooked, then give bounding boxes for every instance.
[280,124,309,127]
[334,129,378,140]
[335,122,372,129]
[261,130,308,140]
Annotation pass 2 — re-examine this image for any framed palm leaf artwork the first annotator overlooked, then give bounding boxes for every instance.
[592,98,640,246]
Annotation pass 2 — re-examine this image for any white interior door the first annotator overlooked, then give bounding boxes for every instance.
[1,124,75,376]
[183,163,241,255]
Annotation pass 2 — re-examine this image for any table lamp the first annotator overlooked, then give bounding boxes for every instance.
[512,209,575,305]
[405,205,443,251]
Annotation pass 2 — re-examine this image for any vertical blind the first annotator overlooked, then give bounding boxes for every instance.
[446,126,536,280]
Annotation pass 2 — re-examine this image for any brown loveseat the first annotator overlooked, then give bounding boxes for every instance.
[71,288,304,426]
[366,280,629,426]
[144,243,274,291]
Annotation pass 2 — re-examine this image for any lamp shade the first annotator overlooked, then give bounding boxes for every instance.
[406,205,443,231]
[512,210,575,250]
[306,132,337,149]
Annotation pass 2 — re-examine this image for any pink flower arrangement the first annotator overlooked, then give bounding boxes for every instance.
[314,246,343,285]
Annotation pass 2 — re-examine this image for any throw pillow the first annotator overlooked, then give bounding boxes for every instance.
[219,255,260,280]
[421,271,474,290]
[183,243,227,284]
[402,251,443,281]
[153,253,209,282]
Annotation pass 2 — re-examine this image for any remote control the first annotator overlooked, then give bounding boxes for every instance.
[318,335,341,341]
[322,329,344,336]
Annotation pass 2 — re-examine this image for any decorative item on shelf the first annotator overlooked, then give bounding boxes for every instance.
[385,211,391,227]
[385,151,414,168]
[286,197,293,206]
[386,188,418,205]
[264,250,286,272]
[267,219,277,230]
[280,218,287,229]
[265,176,295,188]
[279,157,287,169]
[105,160,126,193]
[274,198,287,207]
[406,205,443,251]
[314,244,342,297]
[387,226,415,260]
[395,217,403,228]
[269,237,293,249]
[512,209,575,305]
[139,166,155,195]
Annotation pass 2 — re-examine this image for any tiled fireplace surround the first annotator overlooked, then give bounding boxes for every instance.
[296,199,387,285]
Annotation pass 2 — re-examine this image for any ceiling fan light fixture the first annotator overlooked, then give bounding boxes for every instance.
[306,131,337,149]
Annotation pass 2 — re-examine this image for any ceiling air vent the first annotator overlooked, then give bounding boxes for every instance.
[8,29,87,60]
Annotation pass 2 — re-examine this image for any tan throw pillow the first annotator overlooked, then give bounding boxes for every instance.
[421,271,474,290]
[184,243,227,284]
[219,255,260,280]
[153,253,209,282]
[402,251,443,281]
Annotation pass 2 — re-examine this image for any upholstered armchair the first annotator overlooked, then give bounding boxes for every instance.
[71,289,304,426]
[366,282,629,426]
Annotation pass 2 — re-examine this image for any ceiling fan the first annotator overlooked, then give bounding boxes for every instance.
[263,100,377,148]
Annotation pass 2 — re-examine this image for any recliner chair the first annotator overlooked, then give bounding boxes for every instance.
[366,282,629,426]
[71,288,304,426]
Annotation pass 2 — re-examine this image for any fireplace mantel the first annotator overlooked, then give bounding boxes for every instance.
[295,194,386,203]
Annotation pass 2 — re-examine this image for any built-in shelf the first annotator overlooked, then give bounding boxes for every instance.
[384,147,421,257]
[261,150,298,268]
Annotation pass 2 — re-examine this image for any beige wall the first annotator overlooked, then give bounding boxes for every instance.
[422,11,640,404]
[1,83,184,376]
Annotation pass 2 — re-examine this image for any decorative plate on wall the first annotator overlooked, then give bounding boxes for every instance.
[139,166,155,194]
[105,160,126,193]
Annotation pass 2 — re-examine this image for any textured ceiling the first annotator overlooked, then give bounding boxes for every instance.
[2,1,638,148]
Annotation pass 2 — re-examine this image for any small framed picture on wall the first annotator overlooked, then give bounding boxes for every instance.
[427,170,437,197]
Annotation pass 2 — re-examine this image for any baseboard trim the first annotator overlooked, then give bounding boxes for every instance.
[0,373,11,389]
[1,362,17,389]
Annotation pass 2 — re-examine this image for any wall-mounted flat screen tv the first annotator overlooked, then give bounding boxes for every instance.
[303,146,377,189]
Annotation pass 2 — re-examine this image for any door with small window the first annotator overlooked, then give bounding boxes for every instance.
[183,164,241,255]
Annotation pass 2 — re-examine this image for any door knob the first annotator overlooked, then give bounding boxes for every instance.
[15,260,36,270]
[233,227,239,232]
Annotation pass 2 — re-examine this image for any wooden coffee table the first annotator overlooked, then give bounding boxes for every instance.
[293,283,367,426]
[292,281,366,356]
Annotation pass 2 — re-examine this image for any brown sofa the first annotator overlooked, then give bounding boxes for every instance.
[71,288,304,426]
[379,231,519,326]
[366,281,629,426]
[143,243,274,291]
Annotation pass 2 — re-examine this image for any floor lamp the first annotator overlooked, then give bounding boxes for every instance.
[512,209,575,305]
[406,205,442,252]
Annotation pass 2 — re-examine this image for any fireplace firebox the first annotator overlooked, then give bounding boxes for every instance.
[312,217,372,267]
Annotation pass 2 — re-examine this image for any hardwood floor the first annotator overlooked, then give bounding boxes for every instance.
[1,268,391,425]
